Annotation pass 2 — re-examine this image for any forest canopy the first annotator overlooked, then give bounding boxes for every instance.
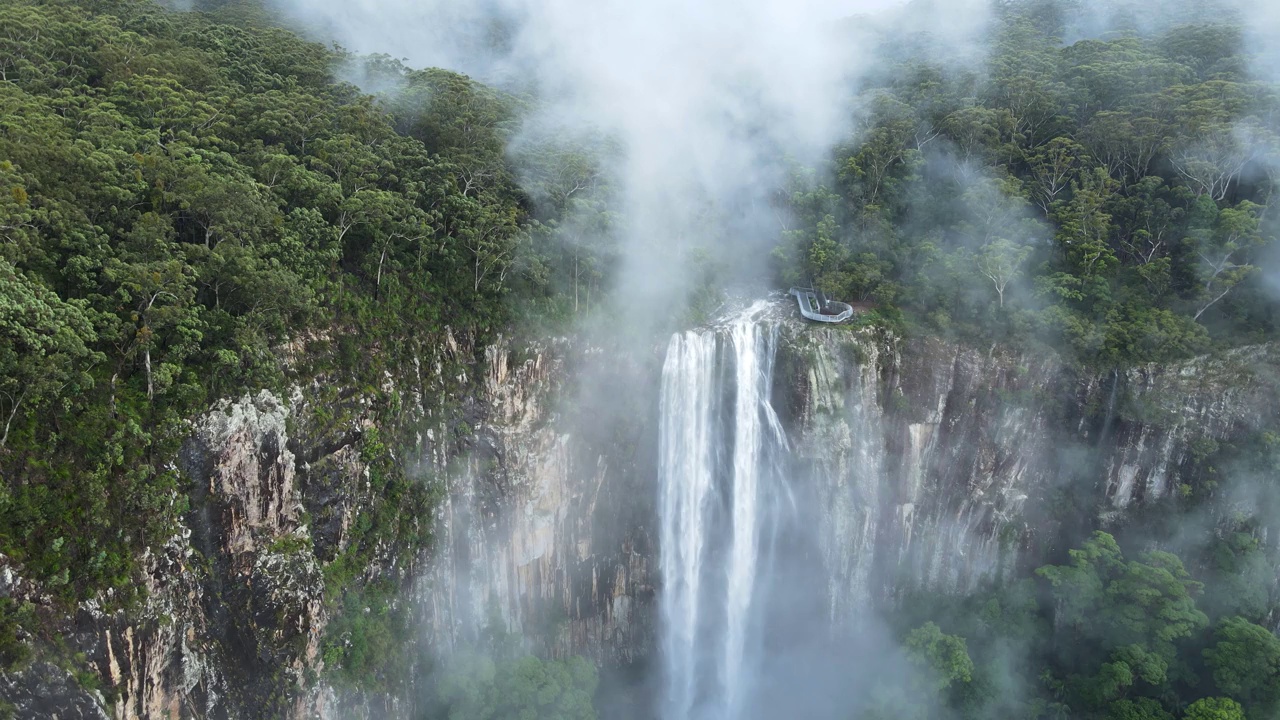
[0,0,1278,717]
[773,0,1279,367]
[0,0,557,600]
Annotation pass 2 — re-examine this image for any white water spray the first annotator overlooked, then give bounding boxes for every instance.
[658,301,790,720]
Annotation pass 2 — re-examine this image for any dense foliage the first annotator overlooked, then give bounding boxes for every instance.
[0,0,539,601]
[429,649,599,720]
[0,0,622,702]
[774,0,1279,367]
[3,0,1280,717]
[7,0,1274,606]
[876,530,1280,720]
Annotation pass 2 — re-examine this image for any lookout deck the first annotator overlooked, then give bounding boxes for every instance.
[788,287,854,323]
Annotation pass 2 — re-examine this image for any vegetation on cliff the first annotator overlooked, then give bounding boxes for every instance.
[875,529,1280,720]
[0,0,547,598]
[773,0,1278,367]
[1,0,1278,717]
[0,0,619,702]
[426,646,598,720]
[0,0,598,699]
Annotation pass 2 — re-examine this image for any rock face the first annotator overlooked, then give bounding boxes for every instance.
[0,388,370,720]
[418,306,1280,673]
[778,323,1280,610]
[180,390,326,718]
[0,329,662,719]
[0,659,111,720]
[3,306,1275,719]
[417,339,658,666]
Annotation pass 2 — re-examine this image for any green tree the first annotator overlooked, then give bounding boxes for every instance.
[436,651,598,720]
[905,622,974,693]
[1203,617,1280,715]
[1027,136,1084,213]
[1183,697,1245,720]
[0,259,99,447]
[1080,112,1166,183]
[1107,698,1173,720]
[1036,532,1208,661]
[988,17,1069,142]
[806,214,847,291]
[1074,644,1169,708]
[843,93,921,205]
[942,106,1013,164]
[1053,167,1119,281]
[1170,124,1260,202]
[977,237,1032,308]
[1184,199,1265,321]
[1200,532,1272,622]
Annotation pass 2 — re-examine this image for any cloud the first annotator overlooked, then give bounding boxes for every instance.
[268,0,994,329]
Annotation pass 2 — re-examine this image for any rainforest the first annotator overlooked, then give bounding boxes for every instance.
[0,0,1278,718]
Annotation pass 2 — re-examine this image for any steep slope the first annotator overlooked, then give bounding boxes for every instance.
[424,300,1280,675]
[3,299,1275,718]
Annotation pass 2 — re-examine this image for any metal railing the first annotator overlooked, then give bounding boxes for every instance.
[788,287,853,323]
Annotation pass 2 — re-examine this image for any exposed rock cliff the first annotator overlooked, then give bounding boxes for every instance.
[779,320,1280,609]
[181,390,328,718]
[3,301,1275,719]
[0,388,371,720]
[0,326,657,719]
[420,302,1280,670]
[417,338,658,666]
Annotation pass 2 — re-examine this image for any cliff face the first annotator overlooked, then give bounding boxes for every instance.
[779,323,1279,610]
[0,329,659,719]
[419,308,1280,667]
[3,306,1275,718]
[178,389,329,719]
[416,339,658,666]
[0,387,371,720]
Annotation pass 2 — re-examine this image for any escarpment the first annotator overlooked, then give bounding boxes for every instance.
[3,309,1275,718]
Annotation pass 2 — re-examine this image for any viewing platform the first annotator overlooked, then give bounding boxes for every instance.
[788,287,854,323]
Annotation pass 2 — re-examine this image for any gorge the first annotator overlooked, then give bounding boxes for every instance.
[2,0,1279,718]
[1,293,1276,718]
[418,297,1280,719]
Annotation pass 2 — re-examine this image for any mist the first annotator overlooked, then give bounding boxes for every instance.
[268,0,1003,330]
[268,0,998,716]
[9,0,1280,718]
[254,0,1280,718]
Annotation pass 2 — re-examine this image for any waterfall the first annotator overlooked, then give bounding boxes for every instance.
[658,301,790,720]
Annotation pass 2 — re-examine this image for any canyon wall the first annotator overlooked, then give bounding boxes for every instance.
[781,321,1279,617]
[3,301,1276,718]
[427,302,1280,667]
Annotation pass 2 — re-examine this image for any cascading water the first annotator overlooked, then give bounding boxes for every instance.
[658,301,792,720]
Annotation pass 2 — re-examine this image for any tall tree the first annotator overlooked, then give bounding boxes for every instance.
[1185,199,1265,321]
[977,237,1032,307]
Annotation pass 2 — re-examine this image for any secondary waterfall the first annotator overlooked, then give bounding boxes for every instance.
[658,301,791,720]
